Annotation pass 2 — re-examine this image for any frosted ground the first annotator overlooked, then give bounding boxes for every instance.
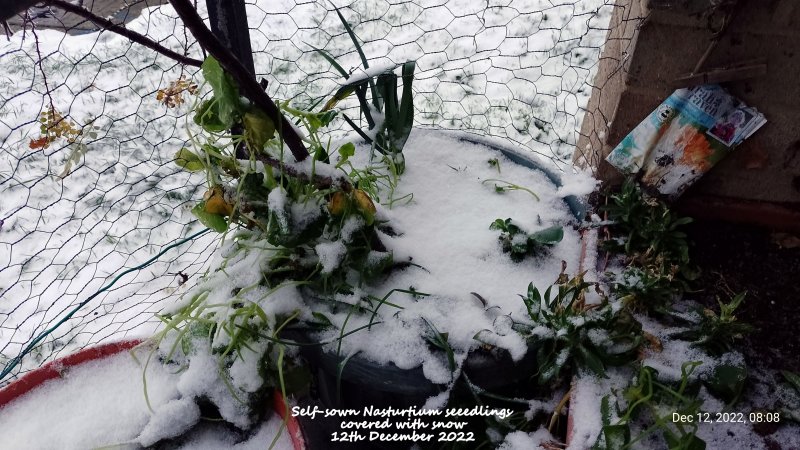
[0,0,613,377]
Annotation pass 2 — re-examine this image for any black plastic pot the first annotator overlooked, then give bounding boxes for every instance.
[286,131,584,448]
[286,329,541,410]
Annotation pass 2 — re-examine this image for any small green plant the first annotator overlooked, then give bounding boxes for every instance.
[490,218,563,262]
[482,178,540,201]
[610,256,689,313]
[312,7,415,174]
[603,178,697,314]
[593,362,706,450]
[670,292,752,356]
[511,267,642,384]
[156,52,412,429]
[603,178,692,267]
[487,158,501,173]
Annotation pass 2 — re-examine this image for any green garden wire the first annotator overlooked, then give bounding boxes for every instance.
[0,227,211,381]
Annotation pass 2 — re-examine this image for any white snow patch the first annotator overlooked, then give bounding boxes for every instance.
[137,397,201,446]
[499,428,556,449]
[315,241,347,274]
[0,349,180,449]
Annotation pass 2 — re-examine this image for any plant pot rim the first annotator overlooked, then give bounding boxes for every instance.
[0,339,144,407]
[288,327,541,395]
[418,128,587,220]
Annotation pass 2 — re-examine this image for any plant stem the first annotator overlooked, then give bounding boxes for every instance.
[45,0,203,67]
[251,152,352,192]
[168,0,310,161]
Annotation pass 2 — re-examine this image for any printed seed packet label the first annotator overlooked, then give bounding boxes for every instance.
[605,84,766,200]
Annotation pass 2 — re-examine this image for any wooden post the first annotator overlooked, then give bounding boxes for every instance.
[206,0,255,75]
[206,0,254,159]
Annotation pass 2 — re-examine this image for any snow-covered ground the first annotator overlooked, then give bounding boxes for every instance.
[0,0,614,379]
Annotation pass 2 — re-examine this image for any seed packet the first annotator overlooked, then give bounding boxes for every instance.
[605,84,766,200]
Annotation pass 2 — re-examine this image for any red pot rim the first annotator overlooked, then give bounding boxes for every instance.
[0,339,143,407]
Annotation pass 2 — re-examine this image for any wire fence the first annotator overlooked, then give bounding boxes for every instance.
[0,0,644,382]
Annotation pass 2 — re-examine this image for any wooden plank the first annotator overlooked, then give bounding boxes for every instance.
[673,62,768,87]
[678,194,800,231]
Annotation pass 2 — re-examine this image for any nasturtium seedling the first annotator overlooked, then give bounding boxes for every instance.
[174,148,204,172]
[336,142,356,169]
[201,56,241,128]
[191,203,228,232]
[243,107,275,152]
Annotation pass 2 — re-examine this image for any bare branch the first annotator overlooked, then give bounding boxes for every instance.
[168,0,310,162]
[252,153,352,192]
[46,0,202,67]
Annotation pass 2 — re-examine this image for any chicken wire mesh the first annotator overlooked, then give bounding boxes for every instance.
[0,0,645,382]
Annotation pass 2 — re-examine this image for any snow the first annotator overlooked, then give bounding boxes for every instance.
[315,241,347,274]
[0,346,294,449]
[138,397,201,446]
[564,309,800,449]
[0,0,614,381]
[345,61,404,85]
[309,129,582,379]
[567,370,629,449]
[0,0,626,445]
[499,428,557,449]
[0,347,180,449]
[176,344,253,429]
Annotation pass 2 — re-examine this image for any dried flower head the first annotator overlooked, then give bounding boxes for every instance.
[156,75,198,108]
[29,106,82,149]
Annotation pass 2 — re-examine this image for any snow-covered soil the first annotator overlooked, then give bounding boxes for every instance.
[317,130,587,383]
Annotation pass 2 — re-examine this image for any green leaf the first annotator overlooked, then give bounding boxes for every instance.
[578,344,607,378]
[333,6,378,107]
[602,425,630,450]
[666,433,706,450]
[201,56,241,127]
[239,172,271,219]
[376,71,398,147]
[323,85,357,112]
[395,61,415,150]
[782,370,800,393]
[335,6,369,71]
[319,110,338,127]
[311,312,335,329]
[174,148,205,172]
[266,202,293,246]
[308,44,349,79]
[336,142,355,168]
[191,202,228,232]
[705,363,747,403]
[243,107,275,152]
[490,218,507,231]
[193,99,227,132]
[529,225,564,245]
[600,395,613,427]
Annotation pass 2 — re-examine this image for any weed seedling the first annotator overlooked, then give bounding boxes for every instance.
[490,218,563,262]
